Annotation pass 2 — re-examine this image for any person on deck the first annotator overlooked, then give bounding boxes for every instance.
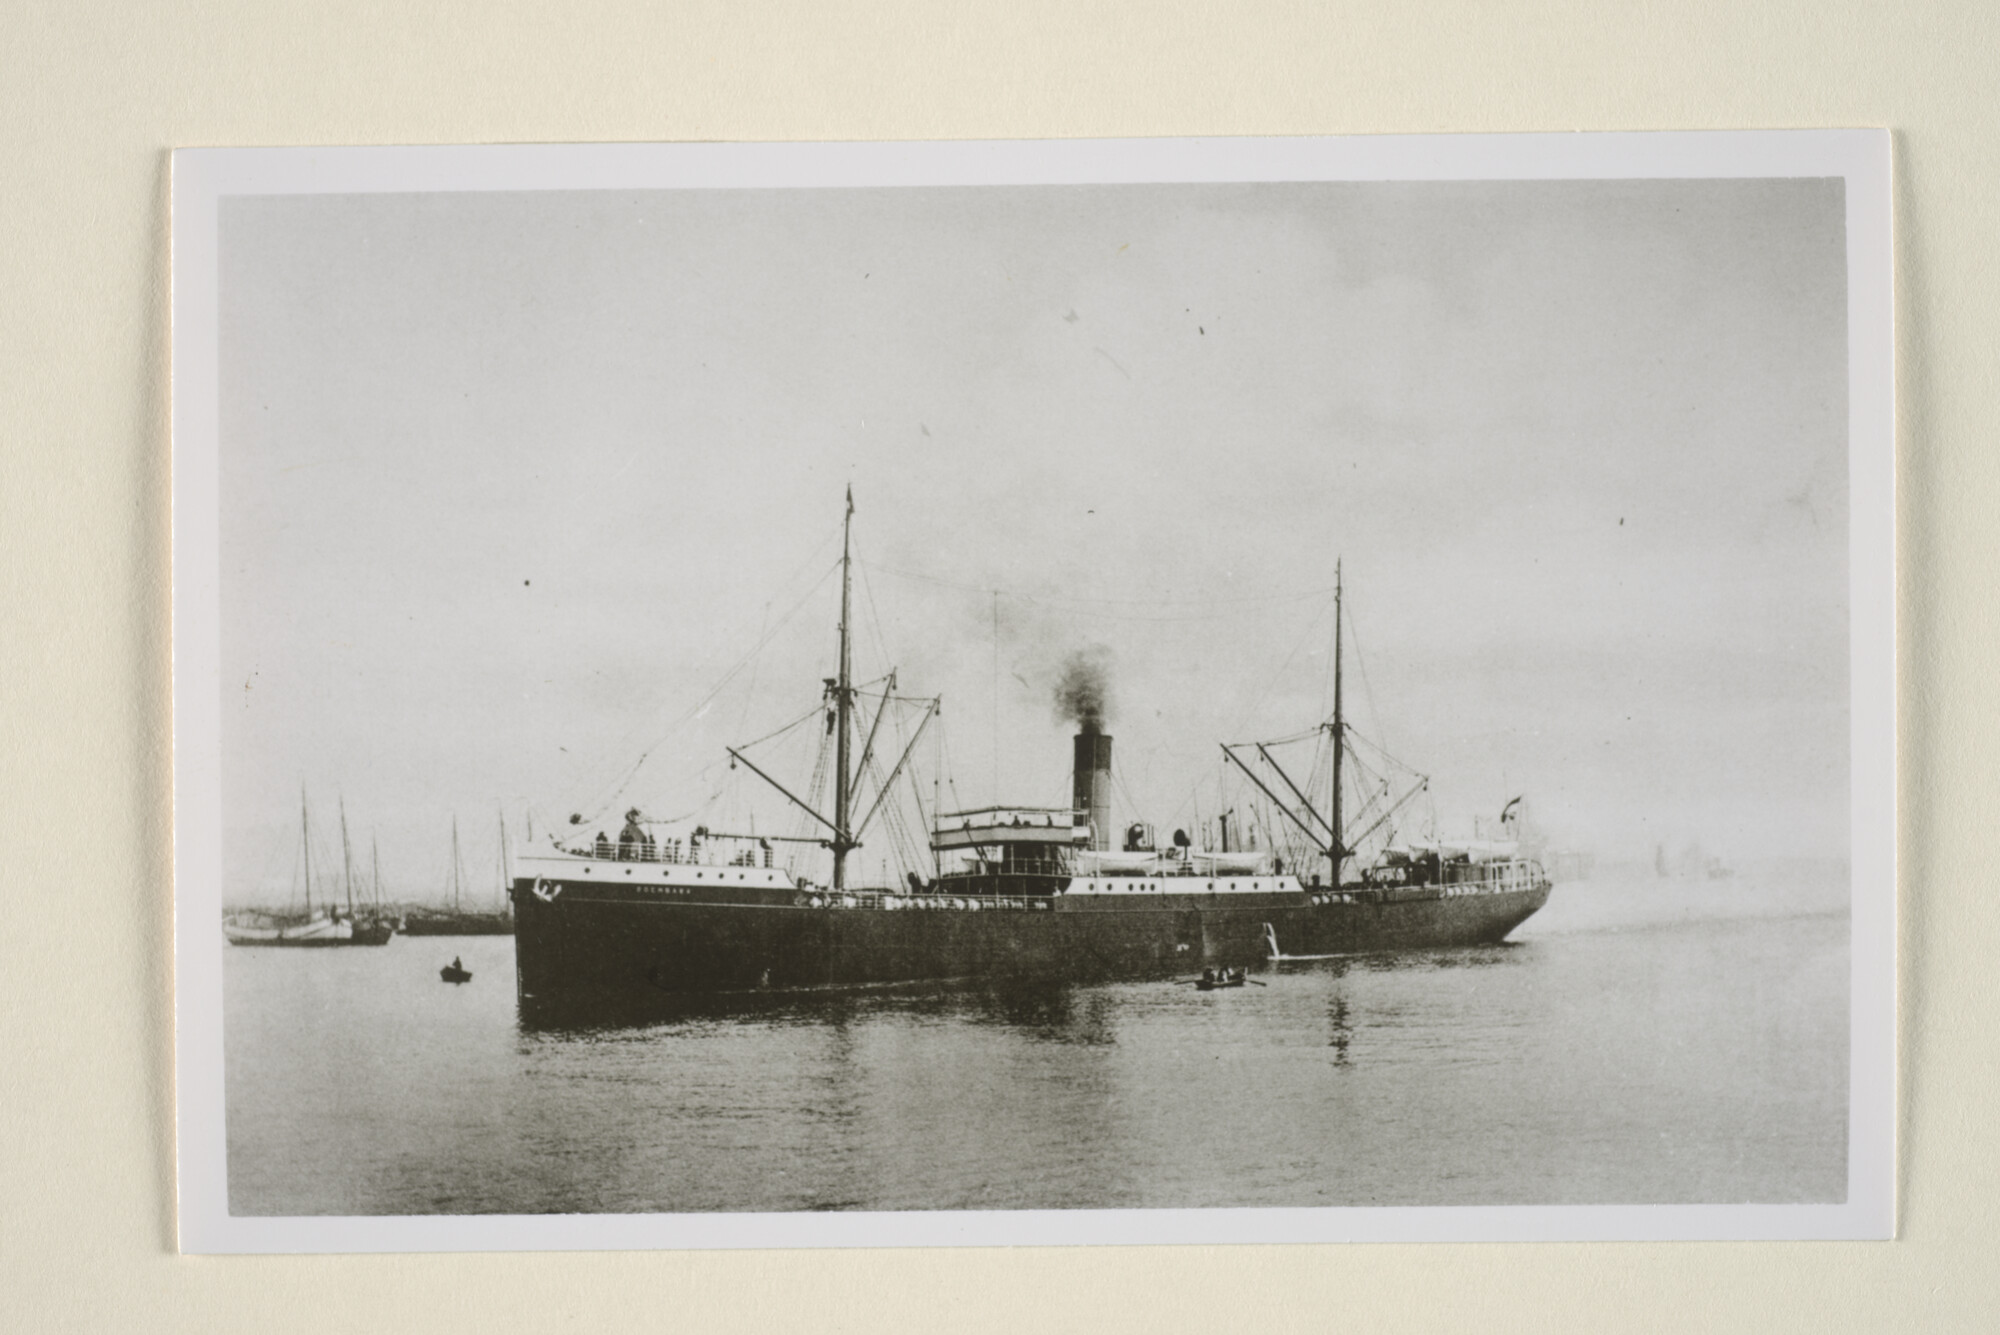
[618,808,647,862]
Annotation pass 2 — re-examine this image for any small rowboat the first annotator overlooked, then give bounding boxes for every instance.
[1183,968,1262,991]
[440,959,472,984]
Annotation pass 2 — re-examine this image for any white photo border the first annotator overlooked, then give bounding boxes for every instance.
[171,131,1894,1252]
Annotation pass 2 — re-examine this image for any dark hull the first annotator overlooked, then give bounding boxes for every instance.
[401,913,514,936]
[510,879,1549,1007]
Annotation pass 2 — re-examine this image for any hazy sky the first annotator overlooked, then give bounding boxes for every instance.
[217,177,1848,902]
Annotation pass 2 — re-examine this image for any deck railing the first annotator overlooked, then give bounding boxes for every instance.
[793,890,1052,912]
[562,840,771,870]
[1327,858,1550,904]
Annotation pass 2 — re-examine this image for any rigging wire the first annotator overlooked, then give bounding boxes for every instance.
[546,516,846,826]
[243,825,291,908]
[1319,594,1340,728]
[850,535,900,677]
[786,720,835,880]
[564,555,841,825]
[853,693,930,884]
[1221,593,1336,751]
[1221,725,1324,749]
[1110,767,1146,839]
[864,559,1344,619]
[869,751,925,881]
[732,600,771,741]
[732,701,833,754]
[1344,591,1393,764]
[929,708,943,878]
[938,713,969,828]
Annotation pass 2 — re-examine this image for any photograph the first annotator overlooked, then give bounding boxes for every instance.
[171,134,1893,1248]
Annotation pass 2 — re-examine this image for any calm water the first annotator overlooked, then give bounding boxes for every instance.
[224,863,1849,1214]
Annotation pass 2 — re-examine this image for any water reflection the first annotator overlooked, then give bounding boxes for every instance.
[1258,943,1537,1070]
[519,978,1121,1046]
[228,878,1851,1214]
[1328,994,1352,1065]
[519,989,825,1036]
[914,984,1118,1047]
[520,942,1541,1041]
[1266,941,1527,979]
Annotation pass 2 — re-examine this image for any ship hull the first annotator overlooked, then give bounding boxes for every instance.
[510,878,1549,1007]
[222,916,394,947]
[400,913,514,936]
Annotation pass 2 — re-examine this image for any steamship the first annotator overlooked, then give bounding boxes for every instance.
[510,493,1550,1008]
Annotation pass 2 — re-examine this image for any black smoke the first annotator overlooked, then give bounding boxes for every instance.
[1052,646,1114,734]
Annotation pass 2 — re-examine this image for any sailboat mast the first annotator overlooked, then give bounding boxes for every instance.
[340,797,354,915]
[1329,562,1345,889]
[497,807,510,910]
[301,785,312,915]
[833,487,856,892]
[372,835,382,908]
[451,815,462,912]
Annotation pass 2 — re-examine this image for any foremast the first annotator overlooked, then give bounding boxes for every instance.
[724,488,938,893]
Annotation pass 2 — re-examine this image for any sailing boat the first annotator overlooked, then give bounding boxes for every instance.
[508,492,1550,1007]
[401,813,515,936]
[338,798,395,944]
[223,789,393,947]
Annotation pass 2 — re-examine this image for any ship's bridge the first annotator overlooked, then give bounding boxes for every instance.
[930,807,1090,852]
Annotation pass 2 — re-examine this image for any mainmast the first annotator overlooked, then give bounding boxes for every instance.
[451,815,463,911]
[372,835,382,909]
[1222,564,1421,886]
[1329,561,1345,889]
[832,486,857,892]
